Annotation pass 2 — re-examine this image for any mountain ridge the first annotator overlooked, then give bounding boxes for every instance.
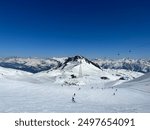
[0,56,149,73]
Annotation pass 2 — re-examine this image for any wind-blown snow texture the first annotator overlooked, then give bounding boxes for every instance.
[0,56,150,113]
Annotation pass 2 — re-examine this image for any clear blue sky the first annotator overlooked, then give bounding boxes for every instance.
[0,0,150,58]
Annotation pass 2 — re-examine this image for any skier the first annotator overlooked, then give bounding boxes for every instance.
[71,93,76,103]
[72,97,76,103]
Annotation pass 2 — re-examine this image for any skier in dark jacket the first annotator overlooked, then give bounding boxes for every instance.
[72,97,76,103]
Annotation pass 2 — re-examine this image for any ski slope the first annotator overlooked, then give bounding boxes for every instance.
[0,65,149,113]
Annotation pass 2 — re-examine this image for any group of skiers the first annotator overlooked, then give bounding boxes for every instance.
[71,88,118,103]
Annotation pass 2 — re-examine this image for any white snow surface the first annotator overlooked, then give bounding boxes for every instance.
[0,58,149,113]
[0,57,150,113]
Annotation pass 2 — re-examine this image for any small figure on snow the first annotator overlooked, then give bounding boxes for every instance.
[72,93,76,103]
[72,97,76,103]
[73,93,76,97]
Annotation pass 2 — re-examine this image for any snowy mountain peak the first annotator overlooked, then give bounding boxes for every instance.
[61,55,101,70]
[71,55,84,60]
[63,55,86,63]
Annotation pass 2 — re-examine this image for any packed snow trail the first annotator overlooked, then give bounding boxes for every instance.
[0,77,150,112]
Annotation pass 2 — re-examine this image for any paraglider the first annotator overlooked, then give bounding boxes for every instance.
[117,53,120,57]
[129,50,132,53]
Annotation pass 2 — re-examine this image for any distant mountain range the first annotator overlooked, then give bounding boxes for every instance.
[93,58,150,73]
[0,57,61,73]
[0,56,149,73]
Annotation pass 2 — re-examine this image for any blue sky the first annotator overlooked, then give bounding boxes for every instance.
[0,0,150,58]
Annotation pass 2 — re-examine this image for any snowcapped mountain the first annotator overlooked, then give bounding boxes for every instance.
[61,55,101,70]
[0,63,149,112]
[0,55,146,86]
[93,58,150,73]
[0,56,149,112]
[35,56,143,86]
[0,56,149,74]
[0,57,61,73]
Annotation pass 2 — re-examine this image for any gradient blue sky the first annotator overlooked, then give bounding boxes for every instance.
[0,0,150,58]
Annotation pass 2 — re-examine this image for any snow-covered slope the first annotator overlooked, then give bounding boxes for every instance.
[0,66,32,79]
[0,66,42,84]
[116,72,150,93]
[0,66,149,112]
[0,56,149,112]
